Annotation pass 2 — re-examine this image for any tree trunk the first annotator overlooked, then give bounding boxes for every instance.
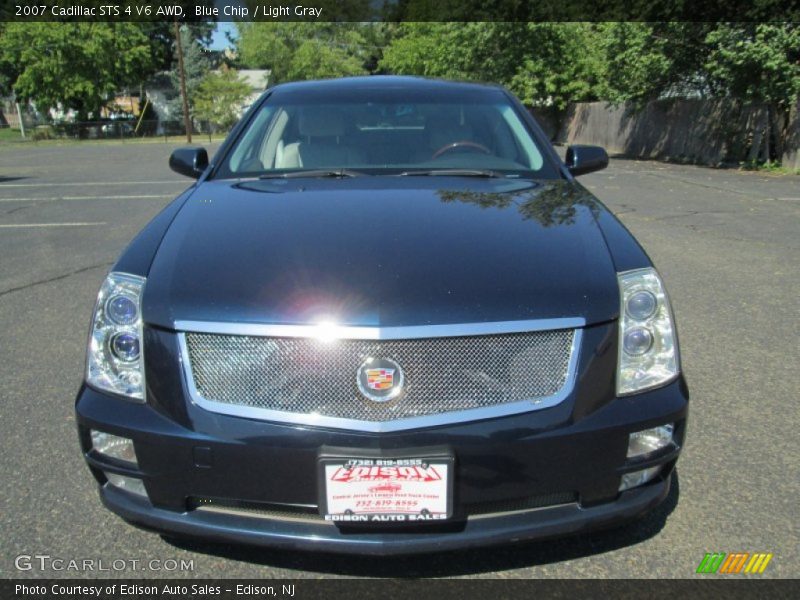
[782,99,800,170]
[771,103,785,162]
[174,20,192,144]
[747,107,768,162]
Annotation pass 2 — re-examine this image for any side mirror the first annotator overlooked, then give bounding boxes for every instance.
[565,145,609,177]
[169,147,209,179]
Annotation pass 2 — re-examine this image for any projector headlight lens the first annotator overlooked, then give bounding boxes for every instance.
[617,268,680,395]
[623,327,654,356]
[86,272,146,401]
[626,290,657,321]
[105,294,138,325]
[109,332,140,362]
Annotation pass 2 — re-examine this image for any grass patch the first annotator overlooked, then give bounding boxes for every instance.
[0,127,26,143]
[739,160,800,176]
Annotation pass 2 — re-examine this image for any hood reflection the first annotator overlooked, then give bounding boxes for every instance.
[437,183,600,227]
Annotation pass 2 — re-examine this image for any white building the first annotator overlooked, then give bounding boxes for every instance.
[145,69,270,133]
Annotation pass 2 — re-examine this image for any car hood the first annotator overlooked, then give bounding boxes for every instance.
[143,177,620,329]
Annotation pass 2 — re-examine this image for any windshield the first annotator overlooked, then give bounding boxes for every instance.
[216,90,558,179]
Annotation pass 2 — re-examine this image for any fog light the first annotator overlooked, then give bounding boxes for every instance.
[91,430,138,465]
[627,424,674,459]
[619,466,662,491]
[104,472,147,497]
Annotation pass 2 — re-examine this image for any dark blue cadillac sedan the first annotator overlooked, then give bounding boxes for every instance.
[76,76,688,555]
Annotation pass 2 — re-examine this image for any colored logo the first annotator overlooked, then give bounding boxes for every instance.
[696,552,773,574]
[366,368,395,391]
[357,358,404,402]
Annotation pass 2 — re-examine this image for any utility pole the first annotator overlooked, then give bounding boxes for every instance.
[174,20,192,143]
[15,101,26,138]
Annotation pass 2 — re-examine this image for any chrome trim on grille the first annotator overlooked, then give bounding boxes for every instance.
[468,494,577,519]
[189,498,326,524]
[178,320,583,433]
[188,494,578,523]
[175,317,585,340]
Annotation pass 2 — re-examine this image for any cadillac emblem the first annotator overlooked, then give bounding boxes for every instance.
[357,358,404,402]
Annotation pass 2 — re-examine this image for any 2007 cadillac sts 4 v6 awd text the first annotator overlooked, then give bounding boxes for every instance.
[76,77,687,555]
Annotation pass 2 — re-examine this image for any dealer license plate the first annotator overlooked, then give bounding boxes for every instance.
[320,457,452,524]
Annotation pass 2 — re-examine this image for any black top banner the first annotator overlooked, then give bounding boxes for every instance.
[1,0,800,22]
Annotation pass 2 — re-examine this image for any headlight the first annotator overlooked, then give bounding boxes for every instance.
[86,272,146,401]
[617,268,679,395]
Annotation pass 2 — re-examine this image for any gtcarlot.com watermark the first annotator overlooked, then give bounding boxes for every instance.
[14,554,194,572]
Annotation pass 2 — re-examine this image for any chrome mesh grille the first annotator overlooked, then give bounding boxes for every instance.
[184,328,575,423]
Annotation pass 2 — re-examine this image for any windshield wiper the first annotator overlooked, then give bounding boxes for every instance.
[397,169,506,178]
[259,169,365,179]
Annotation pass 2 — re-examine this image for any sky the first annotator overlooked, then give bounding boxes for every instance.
[210,21,238,50]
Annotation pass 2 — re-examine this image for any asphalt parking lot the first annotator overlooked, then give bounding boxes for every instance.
[0,141,798,579]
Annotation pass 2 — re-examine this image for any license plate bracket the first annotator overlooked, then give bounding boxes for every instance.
[318,450,454,524]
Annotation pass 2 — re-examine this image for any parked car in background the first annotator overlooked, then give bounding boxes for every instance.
[100,120,134,137]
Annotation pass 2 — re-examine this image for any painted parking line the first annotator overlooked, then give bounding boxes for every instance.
[0,194,174,202]
[0,222,107,228]
[0,180,185,188]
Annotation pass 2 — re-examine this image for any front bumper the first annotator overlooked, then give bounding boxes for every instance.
[99,474,672,556]
[76,354,688,555]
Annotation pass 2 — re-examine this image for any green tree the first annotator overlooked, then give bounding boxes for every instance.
[705,24,800,108]
[0,23,11,98]
[0,22,163,120]
[596,23,799,159]
[194,68,253,130]
[705,23,800,160]
[380,23,604,108]
[595,22,714,103]
[236,23,368,83]
[167,31,211,121]
[380,23,473,80]
[508,24,606,109]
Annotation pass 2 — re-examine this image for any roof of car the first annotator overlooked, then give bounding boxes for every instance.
[268,76,507,99]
